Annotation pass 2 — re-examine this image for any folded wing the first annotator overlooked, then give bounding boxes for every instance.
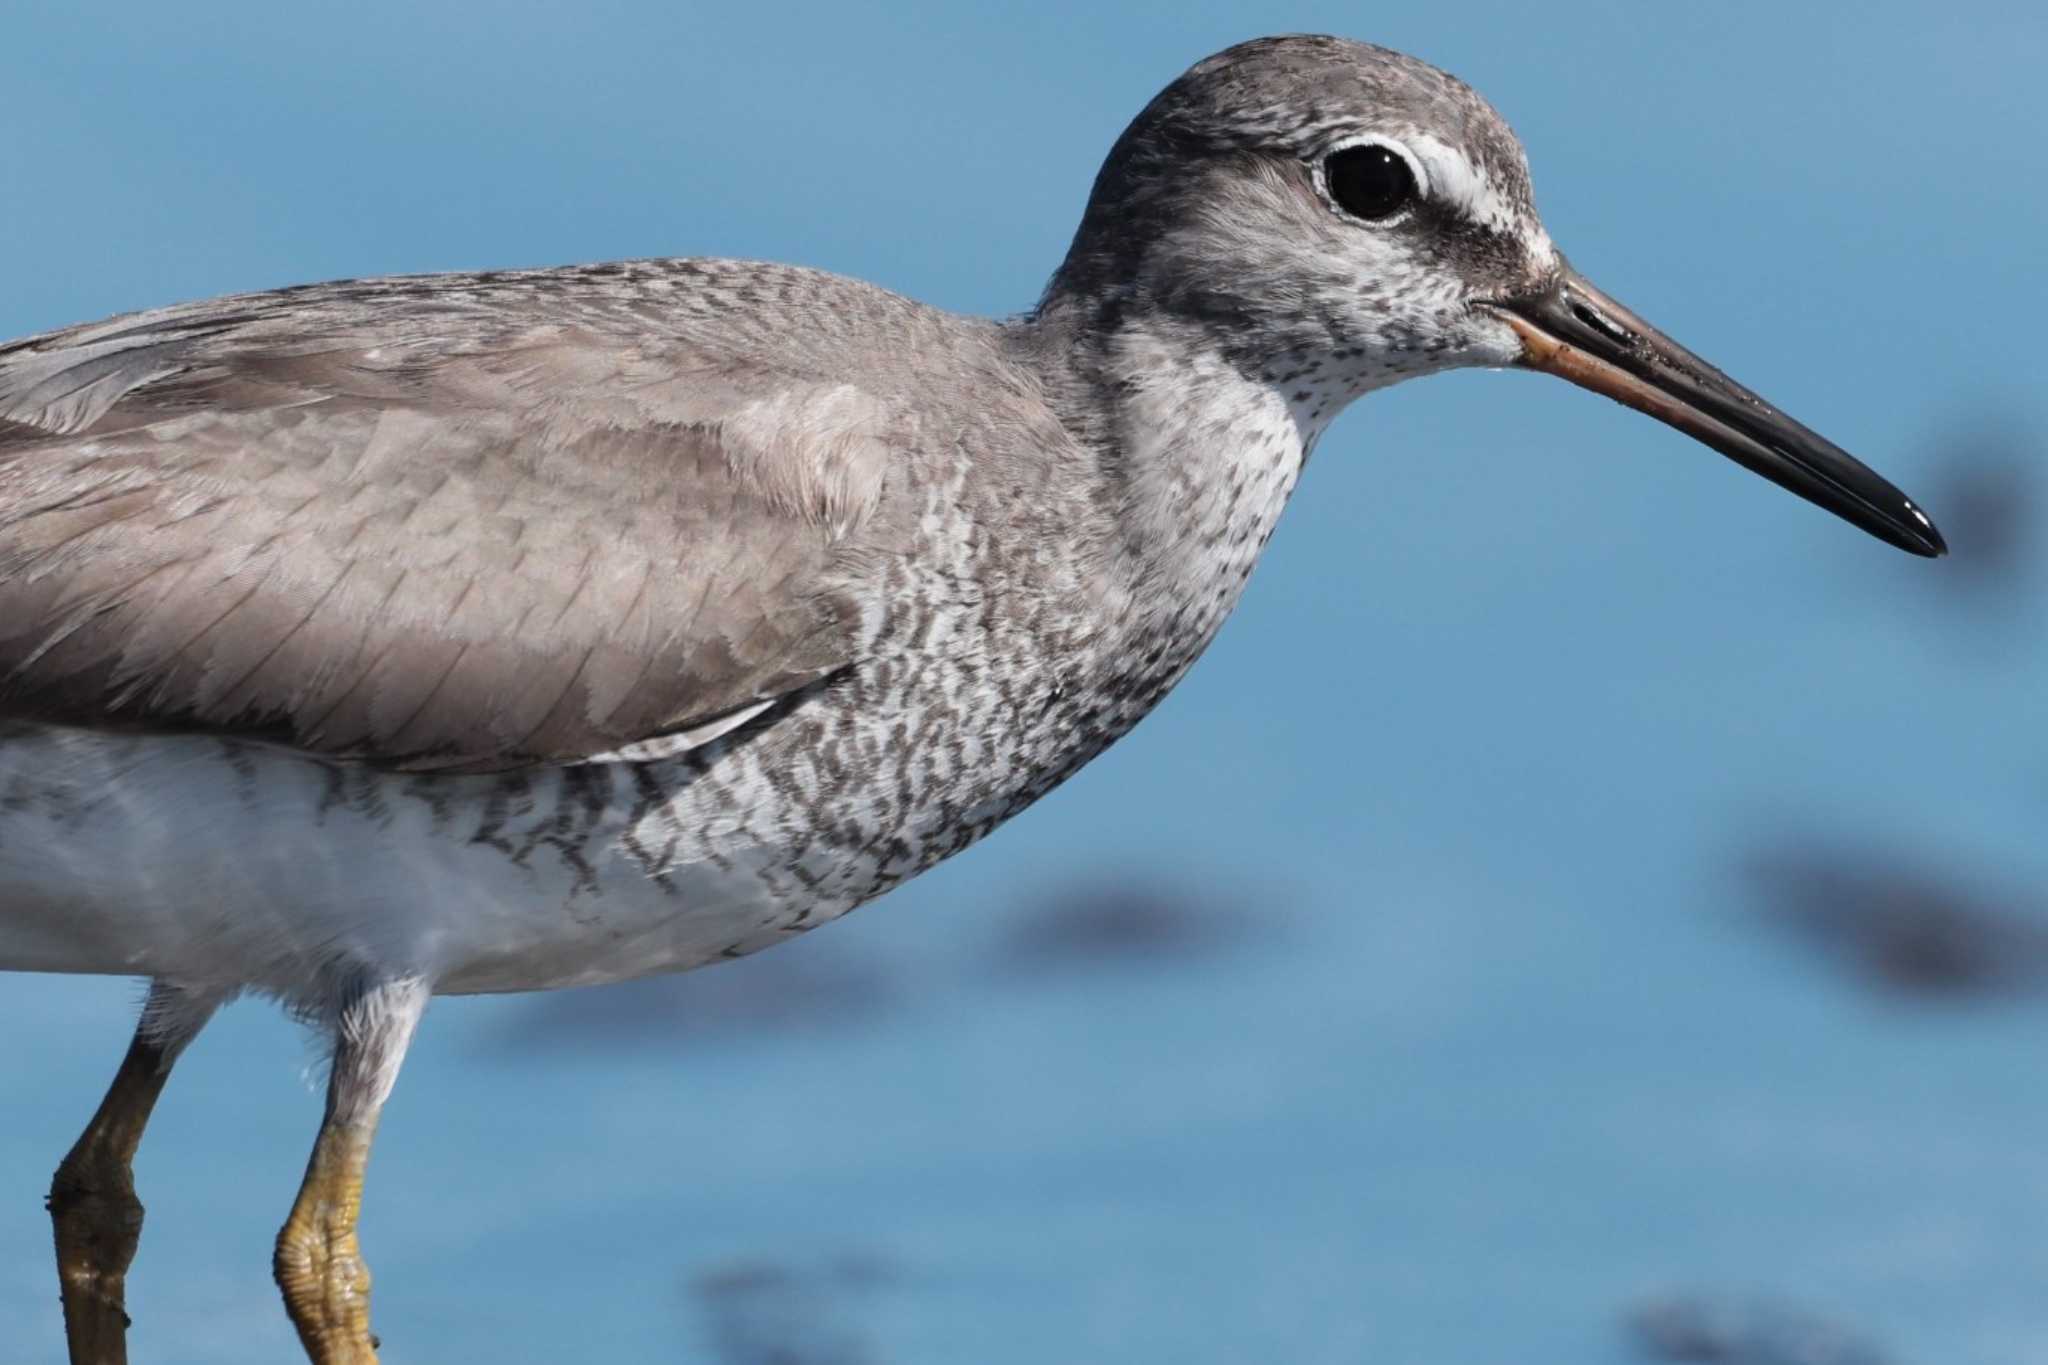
[0,273,898,770]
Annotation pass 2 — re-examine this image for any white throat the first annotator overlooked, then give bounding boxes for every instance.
[1100,327,1321,654]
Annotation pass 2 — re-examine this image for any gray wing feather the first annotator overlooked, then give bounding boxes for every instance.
[0,271,901,770]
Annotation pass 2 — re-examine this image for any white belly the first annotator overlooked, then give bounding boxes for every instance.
[0,725,858,1005]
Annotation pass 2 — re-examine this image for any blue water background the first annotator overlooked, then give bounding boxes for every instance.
[4,3,2045,1360]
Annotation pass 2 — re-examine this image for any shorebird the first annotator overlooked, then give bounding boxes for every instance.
[2,34,1942,1365]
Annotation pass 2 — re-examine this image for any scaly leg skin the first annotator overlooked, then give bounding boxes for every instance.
[273,978,428,1365]
[48,982,220,1365]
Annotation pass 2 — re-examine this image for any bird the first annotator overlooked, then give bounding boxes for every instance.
[0,34,1942,1365]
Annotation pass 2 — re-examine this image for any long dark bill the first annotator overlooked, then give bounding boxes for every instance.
[1484,264,1946,557]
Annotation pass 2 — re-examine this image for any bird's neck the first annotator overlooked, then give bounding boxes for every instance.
[1011,297,1319,676]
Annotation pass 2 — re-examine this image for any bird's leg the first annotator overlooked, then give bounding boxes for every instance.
[273,977,428,1365]
[48,980,221,1365]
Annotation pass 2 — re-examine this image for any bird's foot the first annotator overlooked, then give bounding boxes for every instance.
[274,1126,381,1365]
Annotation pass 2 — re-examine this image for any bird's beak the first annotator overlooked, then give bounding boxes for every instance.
[1482,262,1946,557]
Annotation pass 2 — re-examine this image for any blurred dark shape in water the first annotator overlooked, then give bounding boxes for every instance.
[689,1254,895,1365]
[1627,1293,1893,1365]
[1744,842,2048,999]
[1906,414,2039,621]
[486,933,894,1054]
[991,873,1249,975]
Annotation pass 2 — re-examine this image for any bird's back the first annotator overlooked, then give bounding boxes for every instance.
[0,258,1060,769]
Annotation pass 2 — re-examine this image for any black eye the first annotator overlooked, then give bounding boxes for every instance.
[1324,144,1418,221]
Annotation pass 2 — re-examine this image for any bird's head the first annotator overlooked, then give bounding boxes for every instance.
[1047,34,1944,557]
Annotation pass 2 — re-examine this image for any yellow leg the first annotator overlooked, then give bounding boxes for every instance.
[274,1121,381,1364]
[47,984,217,1365]
[271,977,426,1365]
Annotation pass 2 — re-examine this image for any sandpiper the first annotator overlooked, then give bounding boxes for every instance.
[1,34,1942,1365]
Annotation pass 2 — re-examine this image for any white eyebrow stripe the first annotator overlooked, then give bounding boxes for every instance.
[1406,132,1559,268]
[1323,130,1560,271]
[1409,134,1503,225]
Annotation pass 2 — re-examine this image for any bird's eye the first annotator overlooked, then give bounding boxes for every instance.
[1324,144,1418,222]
